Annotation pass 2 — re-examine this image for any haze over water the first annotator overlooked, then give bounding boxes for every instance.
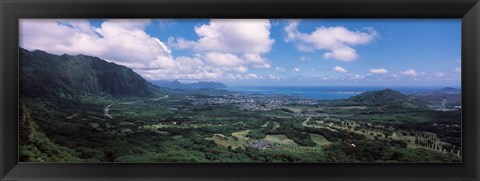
[225,86,455,100]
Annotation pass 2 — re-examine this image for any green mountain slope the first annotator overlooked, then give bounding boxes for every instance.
[410,87,461,108]
[20,48,162,98]
[348,89,427,109]
[19,100,81,162]
[434,87,461,94]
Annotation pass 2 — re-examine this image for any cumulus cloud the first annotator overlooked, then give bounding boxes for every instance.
[401,69,418,76]
[20,19,177,73]
[323,47,357,61]
[284,20,378,61]
[20,20,100,54]
[169,19,274,69]
[167,37,196,50]
[194,19,273,54]
[369,68,388,74]
[243,53,271,68]
[135,56,224,81]
[334,66,348,73]
[20,19,276,81]
[20,19,174,71]
[202,52,244,67]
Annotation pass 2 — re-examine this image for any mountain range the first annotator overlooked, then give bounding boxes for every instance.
[410,87,461,108]
[433,87,461,94]
[19,48,460,110]
[20,48,229,99]
[20,48,161,98]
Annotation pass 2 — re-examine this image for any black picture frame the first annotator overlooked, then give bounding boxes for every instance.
[1,0,479,180]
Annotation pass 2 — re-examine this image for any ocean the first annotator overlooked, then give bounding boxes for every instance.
[224,86,449,100]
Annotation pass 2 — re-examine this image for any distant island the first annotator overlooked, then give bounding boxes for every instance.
[433,87,461,94]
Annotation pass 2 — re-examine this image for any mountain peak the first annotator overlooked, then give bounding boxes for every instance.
[348,88,425,109]
[435,87,461,94]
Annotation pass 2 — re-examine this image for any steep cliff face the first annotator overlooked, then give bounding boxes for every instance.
[19,100,81,162]
[19,100,36,144]
[20,48,162,98]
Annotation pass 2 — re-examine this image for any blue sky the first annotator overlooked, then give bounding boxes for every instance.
[20,19,461,87]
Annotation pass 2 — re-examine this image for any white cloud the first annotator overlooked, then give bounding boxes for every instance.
[292,67,301,73]
[194,19,273,54]
[167,37,196,49]
[401,69,418,76]
[135,55,228,81]
[369,68,388,74]
[434,71,445,77]
[284,20,300,42]
[334,66,348,73]
[323,47,358,61]
[284,20,378,61]
[202,52,244,67]
[268,74,280,80]
[236,74,245,80]
[20,19,276,81]
[299,56,310,61]
[453,67,461,73]
[169,19,274,69]
[20,20,103,55]
[246,73,260,79]
[275,66,287,73]
[20,19,173,71]
[235,66,249,73]
[243,53,271,68]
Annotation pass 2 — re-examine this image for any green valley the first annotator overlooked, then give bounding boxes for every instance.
[19,49,462,163]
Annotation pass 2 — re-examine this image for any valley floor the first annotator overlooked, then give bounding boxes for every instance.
[19,91,462,163]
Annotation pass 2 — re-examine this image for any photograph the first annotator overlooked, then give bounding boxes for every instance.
[18,19,462,163]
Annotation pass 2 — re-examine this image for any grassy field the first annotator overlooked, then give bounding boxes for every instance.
[206,131,251,149]
[309,134,331,146]
[264,134,298,145]
[263,134,325,153]
[231,130,251,140]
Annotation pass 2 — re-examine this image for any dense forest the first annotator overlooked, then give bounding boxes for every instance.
[19,48,462,163]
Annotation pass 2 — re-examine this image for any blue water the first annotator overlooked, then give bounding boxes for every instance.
[224,86,450,100]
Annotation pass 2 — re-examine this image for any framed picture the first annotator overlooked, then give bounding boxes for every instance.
[1,0,479,180]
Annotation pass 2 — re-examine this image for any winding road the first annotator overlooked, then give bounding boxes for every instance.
[104,104,113,118]
[150,95,169,101]
[104,95,168,118]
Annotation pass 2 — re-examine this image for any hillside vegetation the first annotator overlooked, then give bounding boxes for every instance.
[20,48,162,98]
[18,49,462,163]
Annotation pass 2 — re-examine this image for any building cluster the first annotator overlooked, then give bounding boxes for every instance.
[189,93,320,111]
